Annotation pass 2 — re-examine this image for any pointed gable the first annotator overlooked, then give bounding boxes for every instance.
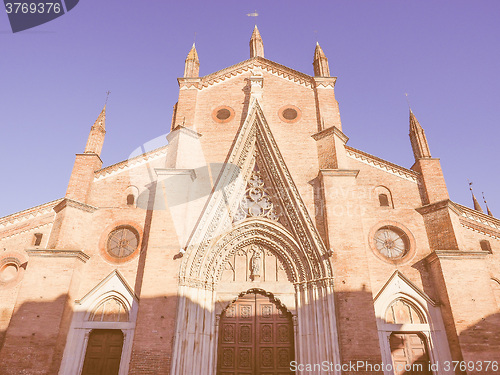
[75,270,138,319]
[180,98,332,285]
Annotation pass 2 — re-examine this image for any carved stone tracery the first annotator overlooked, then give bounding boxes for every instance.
[233,168,281,223]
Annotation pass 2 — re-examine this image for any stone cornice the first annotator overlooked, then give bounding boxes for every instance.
[425,250,488,264]
[75,153,103,164]
[312,76,337,88]
[94,145,168,181]
[459,219,500,240]
[452,201,500,239]
[345,145,419,183]
[450,201,500,228]
[54,199,98,214]
[0,221,53,240]
[26,249,90,263]
[410,158,442,170]
[415,200,459,216]
[311,126,348,143]
[155,168,197,181]
[166,125,202,141]
[0,198,62,230]
[319,169,360,178]
[177,77,202,89]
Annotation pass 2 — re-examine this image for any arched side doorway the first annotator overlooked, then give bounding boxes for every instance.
[374,272,454,375]
[217,290,294,374]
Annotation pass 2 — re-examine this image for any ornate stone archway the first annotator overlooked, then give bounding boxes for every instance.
[171,219,340,375]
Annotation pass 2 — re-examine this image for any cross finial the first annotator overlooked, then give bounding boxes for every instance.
[105,91,111,105]
[247,10,259,25]
[405,93,411,111]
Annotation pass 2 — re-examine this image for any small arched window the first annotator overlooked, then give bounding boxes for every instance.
[480,240,492,253]
[127,194,135,206]
[374,186,393,208]
[379,194,390,207]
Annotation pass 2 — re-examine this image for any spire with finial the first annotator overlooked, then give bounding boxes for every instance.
[482,192,493,217]
[184,43,200,78]
[250,25,264,58]
[313,42,330,77]
[84,101,107,156]
[409,109,432,161]
[468,181,484,213]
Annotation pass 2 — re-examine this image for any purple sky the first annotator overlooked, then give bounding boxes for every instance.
[1,0,499,218]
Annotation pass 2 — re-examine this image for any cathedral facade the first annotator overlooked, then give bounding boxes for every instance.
[0,27,499,375]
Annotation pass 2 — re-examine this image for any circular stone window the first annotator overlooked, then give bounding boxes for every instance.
[106,226,140,259]
[0,262,19,283]
[0,255,24,286]
[282,108,297,120]
[278,105,301,123]
[369,222,416,265]
[374,226,409,259]
[212,106,235,123]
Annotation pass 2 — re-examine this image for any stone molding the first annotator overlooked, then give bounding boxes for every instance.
[155,168,197,181]
[54,198,98,214]
[311,125,348,143]
[425,250,489,264]
[0,198,62,229]
[166,125,202,141]
[313,76,337,88]
[319,169,360,178]
[450,201,500,237]
[26,248,90,263]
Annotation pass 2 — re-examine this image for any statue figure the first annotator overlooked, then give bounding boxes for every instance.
[250,246,261,281]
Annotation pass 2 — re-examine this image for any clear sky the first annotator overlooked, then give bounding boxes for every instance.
[1,0,499,218]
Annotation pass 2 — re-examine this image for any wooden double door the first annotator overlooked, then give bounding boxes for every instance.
[390,332,432,375]
[81,329,124,375]
[217,292,295,375]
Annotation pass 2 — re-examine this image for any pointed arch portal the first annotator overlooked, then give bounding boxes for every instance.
[171,99,340,374]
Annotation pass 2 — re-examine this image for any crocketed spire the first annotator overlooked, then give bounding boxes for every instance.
[313,42,330,77]
[409,109,432,160]
[84,105,106,156]
[184,43,200,78]
[250,25,264,58]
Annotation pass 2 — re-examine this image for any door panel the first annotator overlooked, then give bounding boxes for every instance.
[389,332,432,375]
[217,292,294,375]
[82,329,124,375]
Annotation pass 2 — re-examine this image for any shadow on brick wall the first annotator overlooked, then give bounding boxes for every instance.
[0,288,499,374]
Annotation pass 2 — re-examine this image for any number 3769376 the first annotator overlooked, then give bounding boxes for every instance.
[5,3,62,14]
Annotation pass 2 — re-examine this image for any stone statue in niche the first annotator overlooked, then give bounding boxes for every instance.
[250,245,261,281]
